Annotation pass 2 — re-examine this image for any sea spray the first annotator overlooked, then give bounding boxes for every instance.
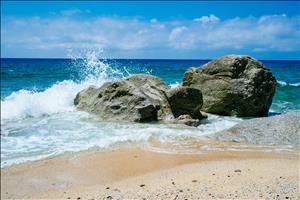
[68,48,127,82]
[1,49,127,120]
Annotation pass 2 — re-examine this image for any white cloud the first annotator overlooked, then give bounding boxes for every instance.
[1,13,299,58]
[194,14,220,23]
[150,18,158,23]
[61,9,82,16]
[169,26,196,49]
[60,9,91,16]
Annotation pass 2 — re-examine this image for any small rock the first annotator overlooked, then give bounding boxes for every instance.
[175,115,200,127]
[192,180,197,183]
[140,184,146,187]
[234,169,242,173]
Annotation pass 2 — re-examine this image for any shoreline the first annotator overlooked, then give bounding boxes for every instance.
[2,135,298,169]
[1,147,299,199]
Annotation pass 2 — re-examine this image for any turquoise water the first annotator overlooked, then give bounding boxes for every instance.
[1,54,299,167]
[2,58,299,113]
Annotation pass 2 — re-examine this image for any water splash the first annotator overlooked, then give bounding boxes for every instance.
[68,48,127,83]
[1,49,127,120]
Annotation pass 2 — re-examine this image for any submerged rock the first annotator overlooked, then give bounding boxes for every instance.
[210,112,300,147]
[175,115,200,127]
[167,86,204,119]
[183,55,276,117]
[75,74,174,122]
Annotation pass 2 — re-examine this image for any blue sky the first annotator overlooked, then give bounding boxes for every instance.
[1,1,300,59]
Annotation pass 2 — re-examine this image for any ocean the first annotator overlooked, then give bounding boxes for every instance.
[1,54,300,167]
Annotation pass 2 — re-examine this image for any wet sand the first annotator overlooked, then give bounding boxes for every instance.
[1,147,300,199]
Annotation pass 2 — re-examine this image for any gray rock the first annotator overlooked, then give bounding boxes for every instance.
[175,115,200,127]
[167,86,203,119]
[183,55,276,117]
[74,74,174,122]
[210,112,300,147]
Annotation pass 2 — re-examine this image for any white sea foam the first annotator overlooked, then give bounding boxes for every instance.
[169,82,181,88]
[1,50,125,120]
[1,111,243,167]
[277,80,300,87]
[1,80,83,119]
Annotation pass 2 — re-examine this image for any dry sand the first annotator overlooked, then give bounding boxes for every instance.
[1,147,300,199]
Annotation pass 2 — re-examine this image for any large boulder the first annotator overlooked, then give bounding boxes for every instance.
[74,74,174,122]
[210,112,300,147]
[182,55,276,117]
[167,86,203,119]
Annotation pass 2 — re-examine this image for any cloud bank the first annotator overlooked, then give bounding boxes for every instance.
[1,12,299,58]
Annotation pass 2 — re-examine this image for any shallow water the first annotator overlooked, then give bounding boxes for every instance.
[1,51,299,167]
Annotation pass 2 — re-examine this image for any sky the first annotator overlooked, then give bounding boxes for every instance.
[1,1,300,60]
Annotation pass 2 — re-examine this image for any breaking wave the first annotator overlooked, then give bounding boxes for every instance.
[1,50,129,120]
[277,80,300,87]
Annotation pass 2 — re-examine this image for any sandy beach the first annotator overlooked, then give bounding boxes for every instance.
[1,147,299,199]
[2,0,300,199]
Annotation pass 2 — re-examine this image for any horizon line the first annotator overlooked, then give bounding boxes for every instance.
[1,57,300,61]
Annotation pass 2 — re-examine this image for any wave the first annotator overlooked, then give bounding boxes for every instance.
[1,50,128,120]
[169,82,180,88]
[1,112,243,167]
[1,80,87,120]
[277,80,300,87]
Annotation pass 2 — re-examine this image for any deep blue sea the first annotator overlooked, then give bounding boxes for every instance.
[1,55,299,167]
